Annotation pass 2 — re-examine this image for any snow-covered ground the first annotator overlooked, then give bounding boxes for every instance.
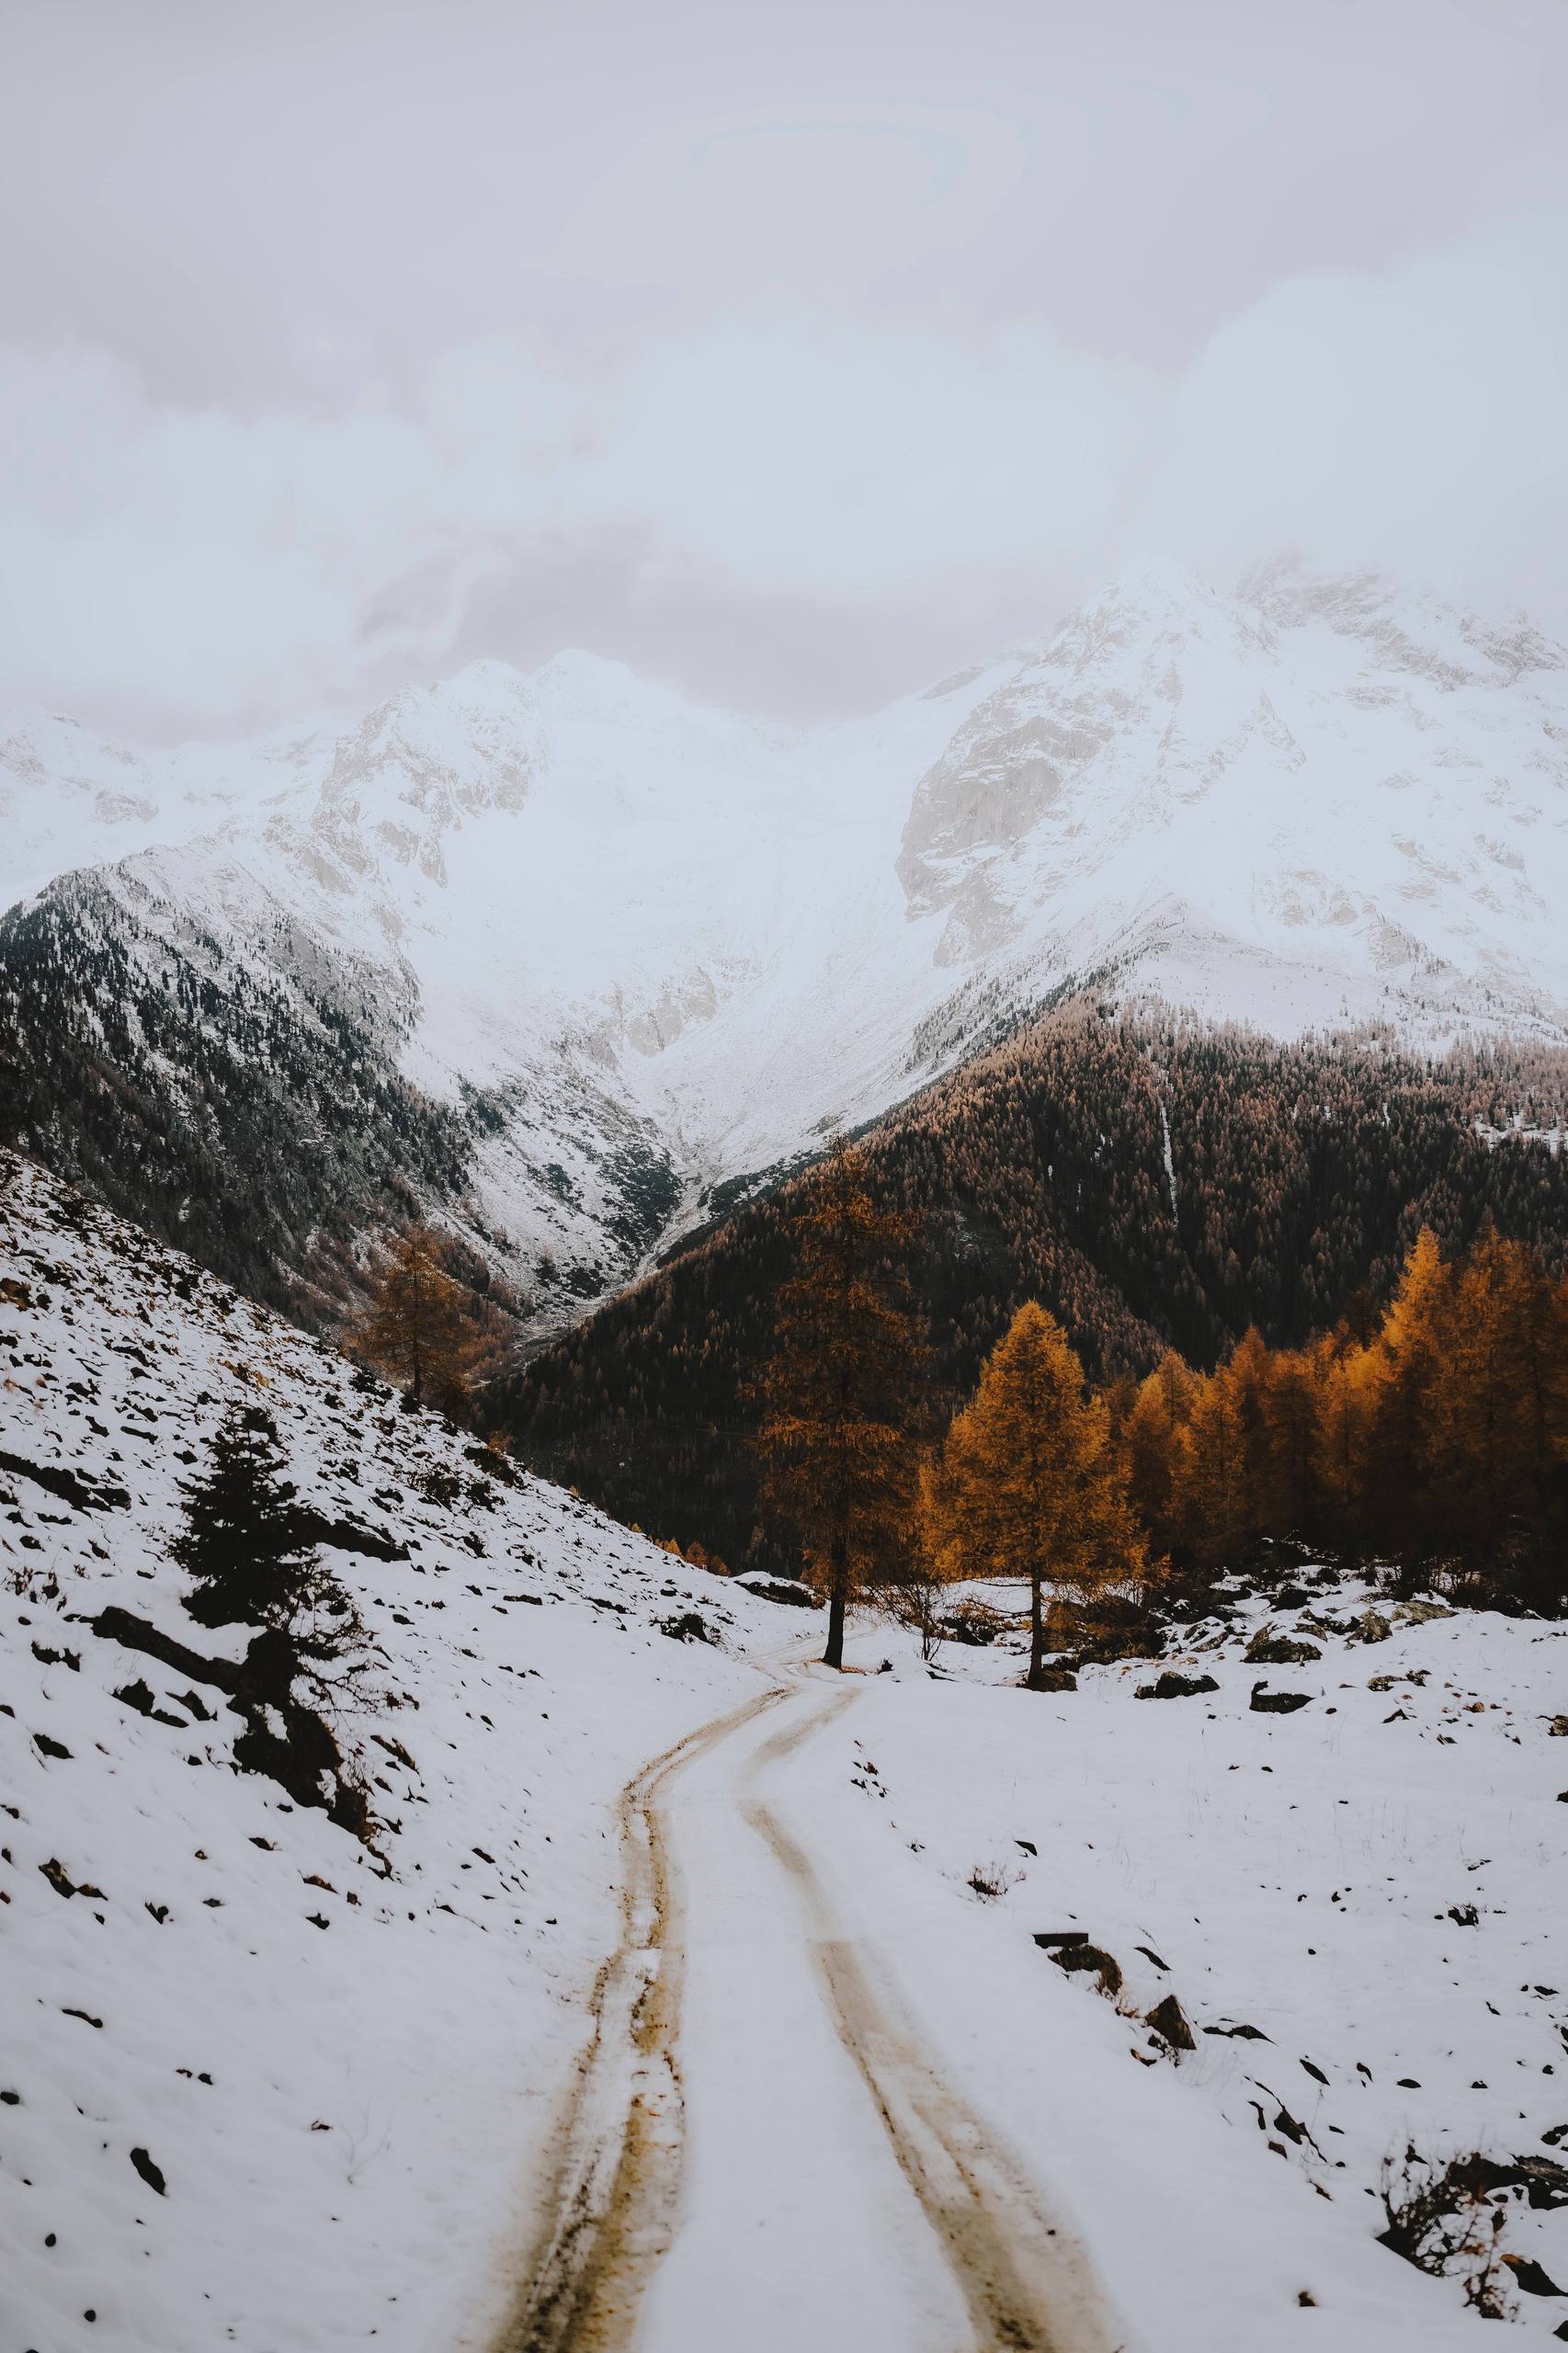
[807,1584,1568,2345]
[5,1149,1566,2349]
[0,1152,787,2352]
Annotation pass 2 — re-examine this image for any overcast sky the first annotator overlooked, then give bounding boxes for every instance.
[2,0,1565,739]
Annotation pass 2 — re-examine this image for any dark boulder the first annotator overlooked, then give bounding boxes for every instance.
[1146,1994,1196,2050]
[1245,1631,1323,1665]
[1250,1684,1312,1714]
[734,1574,819,1609]
[1050,1942,1122,1997]
[660,1610,714,1643]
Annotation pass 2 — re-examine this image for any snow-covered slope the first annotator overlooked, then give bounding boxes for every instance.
[4,559,1565,1320]
[901,559,1568,1043]
[821,1582,1568,2342]
[0,1150,787,2351]
[5,1154,1566,2348]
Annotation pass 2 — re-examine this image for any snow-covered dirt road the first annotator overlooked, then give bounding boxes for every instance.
[6,1154,1562,2351]
[499,1599,1562,2353]
[501,1661,1127,2353]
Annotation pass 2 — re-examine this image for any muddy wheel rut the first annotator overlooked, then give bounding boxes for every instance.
[493,1672,1124,2353]
[492,1685,788,2353]
[740,1695,1123,2353]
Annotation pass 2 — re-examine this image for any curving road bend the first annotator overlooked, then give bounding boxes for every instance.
[495,1665,1127,2353]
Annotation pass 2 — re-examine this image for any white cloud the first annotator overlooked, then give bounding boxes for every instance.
[1140,207,1568,629]
[1,199,1564,736]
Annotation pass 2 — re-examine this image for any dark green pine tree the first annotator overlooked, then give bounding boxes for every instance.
[173,1404,321,1631]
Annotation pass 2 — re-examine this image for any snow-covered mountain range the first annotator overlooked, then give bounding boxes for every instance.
[4,557,1566,1321]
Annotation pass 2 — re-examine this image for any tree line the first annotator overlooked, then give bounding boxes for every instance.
[751,1140,1568,1673]
[1113,1223,1568,1610]
[498,1007,1568,1581]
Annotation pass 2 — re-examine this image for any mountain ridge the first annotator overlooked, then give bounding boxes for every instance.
[4,555,1565,1330]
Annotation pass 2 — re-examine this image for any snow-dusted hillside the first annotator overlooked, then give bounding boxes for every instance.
[5,1153,1567,2349]
[0,1151,787,2352]
[4,559,1565,1322]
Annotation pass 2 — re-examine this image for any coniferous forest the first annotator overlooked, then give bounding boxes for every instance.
[497,1007,1568,1593]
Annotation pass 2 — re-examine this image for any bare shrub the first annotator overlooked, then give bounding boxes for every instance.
[965,1859,1018,1903]
[1378,2147,1516,2320]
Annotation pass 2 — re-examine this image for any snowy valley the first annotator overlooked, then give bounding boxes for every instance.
[4,1153,1567,2350]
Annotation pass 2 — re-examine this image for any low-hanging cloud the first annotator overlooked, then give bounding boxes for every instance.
[2,199,1564,739]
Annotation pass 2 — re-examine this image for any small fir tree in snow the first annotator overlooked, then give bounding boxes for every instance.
[173,1404,322,1631]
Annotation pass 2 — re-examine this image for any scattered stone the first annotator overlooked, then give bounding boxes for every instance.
[39,1859,76,1898]
[113,1680,187,1727]
[1203,2020,1272,2041]
[1032,1930,1088,1949]
[32,1733,72,1760]
[1136,1671,1220,1699]
[1146,1994,1195,2050]
[129,2147,166,2199]
[1448,1904,1480,1927]
[1245,1630,1322,1665]
[1504,2255,1565,2296]
[1548,1717,1568,1738]
[1028,1666,1078,1693]
[1250,1685,1312,1714]
[1397,1600,1455,1624]
[941,1598,1010,1645]
[0,1446,129,1514]
[1051,1942,1122,1997]
[1511,2155,1568,2210]
[30,1642,80,1671]
[659,1611,713,1643]
[1351,1610,1392,1644]
[733,1574,818,1609]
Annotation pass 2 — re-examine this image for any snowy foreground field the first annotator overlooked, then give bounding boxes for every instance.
[3,1151,1567,2351]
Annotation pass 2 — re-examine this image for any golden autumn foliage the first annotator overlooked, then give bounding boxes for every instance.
[926,1302,1145,1688]
[347,1223,504,1416]
[1119,1227,1568,1605]
[499,1013,1568,1591]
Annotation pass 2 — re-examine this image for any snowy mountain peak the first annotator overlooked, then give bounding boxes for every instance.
[4,557,1566,1328]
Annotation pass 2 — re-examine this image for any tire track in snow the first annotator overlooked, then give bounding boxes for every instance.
[739,1687,1128,2353]
[492,1682,790,2353]
[496,1668,1125,2353]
